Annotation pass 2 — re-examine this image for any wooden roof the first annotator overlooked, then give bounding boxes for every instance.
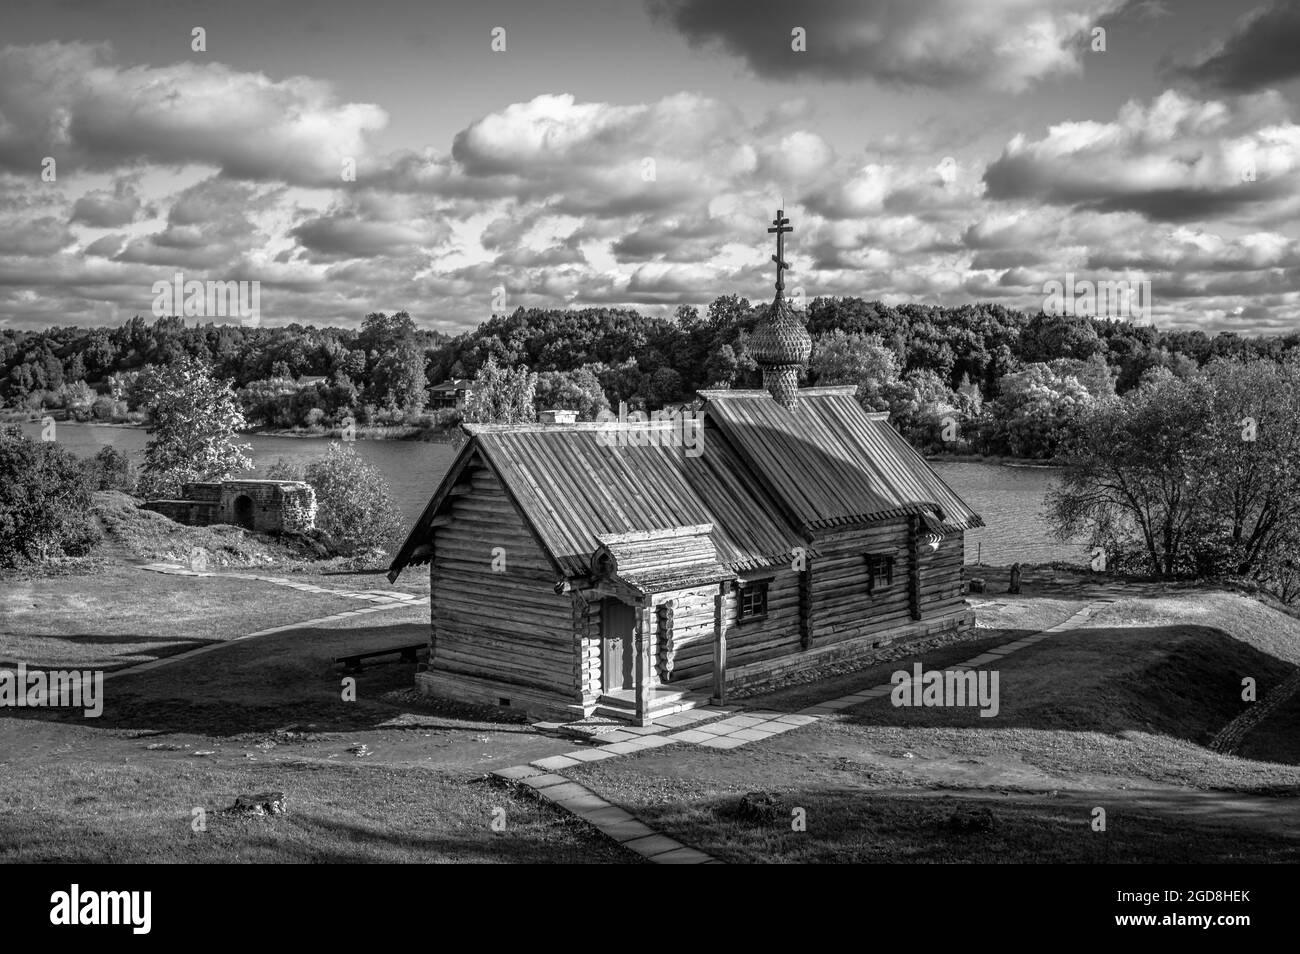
[699,386,984,535]
[389,387,982,584]
[593,526,736,594]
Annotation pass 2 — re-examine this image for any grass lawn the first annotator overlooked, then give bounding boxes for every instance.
[1,564,625,862]
[0,756,632,863]
[0,564,367,669]
[6,539,1299,864]
[568,590,1300,863]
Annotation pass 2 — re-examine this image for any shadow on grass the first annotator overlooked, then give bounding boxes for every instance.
[819,624,1296,750]
[643,787,1300,863]
[0,620,531,738]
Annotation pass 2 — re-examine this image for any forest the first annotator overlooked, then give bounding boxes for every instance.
[3,297,1298,459]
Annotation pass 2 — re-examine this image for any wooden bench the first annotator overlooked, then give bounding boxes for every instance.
[334,643,424,673]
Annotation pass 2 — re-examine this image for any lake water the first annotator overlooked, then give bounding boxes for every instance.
[20,421,1087,566]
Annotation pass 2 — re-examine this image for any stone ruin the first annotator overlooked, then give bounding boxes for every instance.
[144,479,316,534]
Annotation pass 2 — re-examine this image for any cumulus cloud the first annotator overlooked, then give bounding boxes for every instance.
[983,89,1300,221]
[0,216,76,256]
[447,92,758,219]
[70,180,147,227]
[290,192,453,261]
[0,41,387,185]
[116,177,275,270]
[647,0,1126,92]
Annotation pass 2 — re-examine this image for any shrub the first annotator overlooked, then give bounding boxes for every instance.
[0,425,101,564]
[299,444,404,557]
[85,445,138,494]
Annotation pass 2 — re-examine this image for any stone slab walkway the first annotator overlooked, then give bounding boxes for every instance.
[493,598,1112,863]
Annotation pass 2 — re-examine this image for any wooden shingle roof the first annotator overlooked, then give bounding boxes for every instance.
[389,387,982,584]
[388,420,812,582]
[699,386,984,535]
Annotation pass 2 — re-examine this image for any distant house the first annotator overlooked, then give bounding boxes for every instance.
[387,212,983,725]
[294,375,328,389]
[429,379,473,409]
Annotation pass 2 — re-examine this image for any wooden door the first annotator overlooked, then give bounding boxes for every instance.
[601,599,635,693]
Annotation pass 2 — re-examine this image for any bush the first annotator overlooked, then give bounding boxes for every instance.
[85,445,138,494]
[0,425,101,565]
[289,444,404,557]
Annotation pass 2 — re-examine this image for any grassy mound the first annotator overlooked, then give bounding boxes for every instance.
[92,491,330,567]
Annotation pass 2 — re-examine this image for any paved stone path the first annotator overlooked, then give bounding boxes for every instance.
[492,598,1114,863]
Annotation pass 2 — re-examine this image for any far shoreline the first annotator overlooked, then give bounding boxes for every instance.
[4,414,1062,463]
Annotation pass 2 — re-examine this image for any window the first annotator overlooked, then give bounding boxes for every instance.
[737,580,769,622]
[866,554,894,594]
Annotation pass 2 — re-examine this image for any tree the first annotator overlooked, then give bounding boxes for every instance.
[809,330,900,409]
[880,369,960,450]
[85,445,138,493]
[534,367,610,420]
[989,362,1099,459]
[356,310,417,358]
[1019,311,1105,363]
[1047,371,1214,576]
[1193,358,1300,579]
[462,356,537,424]
[273,445,404,556]
[0,425,100,564]
[136,356,252,498]
[371,343,428,413]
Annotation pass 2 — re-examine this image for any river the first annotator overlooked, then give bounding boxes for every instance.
[17,421,1088,566]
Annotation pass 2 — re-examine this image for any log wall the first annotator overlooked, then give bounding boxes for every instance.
[810,520,913,646]
[425,460,579,714]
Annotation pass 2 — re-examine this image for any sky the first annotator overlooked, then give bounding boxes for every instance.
[1,0,1299,335]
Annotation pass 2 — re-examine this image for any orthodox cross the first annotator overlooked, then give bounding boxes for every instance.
[768,209,792,293]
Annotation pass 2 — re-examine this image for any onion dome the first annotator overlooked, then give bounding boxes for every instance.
[749,292,812,368]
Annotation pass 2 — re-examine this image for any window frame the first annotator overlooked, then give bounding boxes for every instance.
[736,578,770,623]
[865,554,895,594]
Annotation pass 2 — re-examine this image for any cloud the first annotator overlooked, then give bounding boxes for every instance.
[70,179,149,227]
[983,89,1300,221]
[647,0,1126,92]
[0,41,387,185]
[1176,1,1300,92]
[116,177,275,270]
[290,192,453,261]
[0,216,76,255]
[448,92,756,219]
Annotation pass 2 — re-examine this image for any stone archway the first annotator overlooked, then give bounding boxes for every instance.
[232,494,255,530]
